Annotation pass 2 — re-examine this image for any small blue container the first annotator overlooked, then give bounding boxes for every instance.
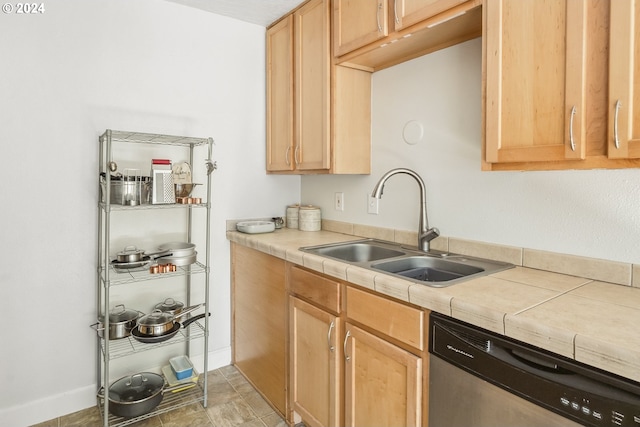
[169,355,194,380]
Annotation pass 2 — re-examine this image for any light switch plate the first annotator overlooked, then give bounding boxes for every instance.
[335,192,344,211]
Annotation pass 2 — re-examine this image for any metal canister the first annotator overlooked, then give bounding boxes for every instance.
[286,204,300,229]
[299,205,321,231]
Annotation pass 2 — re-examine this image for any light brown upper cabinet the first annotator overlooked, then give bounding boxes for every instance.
[333,0,470,58]
[266,0,371,174]
[266,16,294,172]
[608,0,640,159]
[484,0,640,171]
[484,0,588,166]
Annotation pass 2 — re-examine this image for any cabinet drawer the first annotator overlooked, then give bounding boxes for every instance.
[346,286,424,351]
[289,265,341,314]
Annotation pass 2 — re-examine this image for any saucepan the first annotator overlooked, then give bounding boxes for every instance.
[92,304,144,340]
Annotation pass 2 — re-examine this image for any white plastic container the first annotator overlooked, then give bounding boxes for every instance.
[299,205,321,231]
[286,204,300,229]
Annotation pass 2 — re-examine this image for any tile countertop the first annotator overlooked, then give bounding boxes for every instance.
[226,228,640,383]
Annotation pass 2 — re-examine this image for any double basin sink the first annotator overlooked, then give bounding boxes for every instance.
[300,239,514,287]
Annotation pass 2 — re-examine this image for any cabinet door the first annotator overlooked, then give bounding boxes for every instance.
[290,297,341,427]
[344,323,421,427]
[393,0,467,31]
[266,16,294,172]
[295,0,331,170]
[334,0,388,57]
[608,0,640,159]
[485,0,587,163]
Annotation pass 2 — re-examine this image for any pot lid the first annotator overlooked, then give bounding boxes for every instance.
[138,309,173,326]
[154,298,183,312]
[99,304,139,323]
[109,372,164,402]
[118,246,144,256]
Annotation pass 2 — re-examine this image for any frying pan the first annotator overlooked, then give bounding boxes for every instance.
[131,313,209,344]
[111,256,152,270]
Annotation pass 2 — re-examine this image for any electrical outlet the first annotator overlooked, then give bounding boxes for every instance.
[368,194,379,214]
[335,192,345,211]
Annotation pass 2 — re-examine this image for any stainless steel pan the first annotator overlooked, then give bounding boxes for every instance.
[131,313,208,344]
[136,304,203,336]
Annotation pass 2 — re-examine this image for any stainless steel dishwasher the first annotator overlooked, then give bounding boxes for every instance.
[429,312,640,427]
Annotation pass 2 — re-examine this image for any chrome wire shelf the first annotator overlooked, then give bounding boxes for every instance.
[99,202,209,212]
[102,130,210,147]
[99,261,207,286]
[99,320,206,360]
[98,381,205,427]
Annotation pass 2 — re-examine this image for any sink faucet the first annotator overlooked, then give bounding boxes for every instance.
[371,168,440,252]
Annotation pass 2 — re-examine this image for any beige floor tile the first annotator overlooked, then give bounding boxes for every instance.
[242,390,275,417]
[205,394,258,427]
[262,412,289,427]
[159,403,211,427]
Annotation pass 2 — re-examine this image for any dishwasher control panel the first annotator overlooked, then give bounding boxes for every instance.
[429,313,640,427]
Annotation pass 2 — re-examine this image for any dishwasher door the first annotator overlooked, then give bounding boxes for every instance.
[430,355,581,426]
[428,313,640,427]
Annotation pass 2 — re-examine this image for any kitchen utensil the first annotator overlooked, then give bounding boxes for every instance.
[112,246,173,270]
[136,304,203,337]
[101,372,165,418]
[154,251,197,267]
[92,304,143,340]
[116,246,146,263]
[156,242,195,258]
[173,183,200,198]
[111,256,152,270]
[130,313,208,344]
[151,159,175,204]
[153,298,184,317]
[100,173,151,206]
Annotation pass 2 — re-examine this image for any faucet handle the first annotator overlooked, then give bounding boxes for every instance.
[423,227,440,242]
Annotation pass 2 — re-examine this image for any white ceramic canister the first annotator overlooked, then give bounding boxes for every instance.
[286,204,300,229]
[299,205,321,231]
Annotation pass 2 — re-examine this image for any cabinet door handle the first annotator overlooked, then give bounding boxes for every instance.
[569,105,577,151]
[328,321,335,352]
[343,330,351,362]
[377,2,383,32]
[285,146,291,166]
[393,0,399,24]
[294,144,300,166]
[614,99,622,149]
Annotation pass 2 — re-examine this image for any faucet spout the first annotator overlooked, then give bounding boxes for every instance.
[371,168,439,252]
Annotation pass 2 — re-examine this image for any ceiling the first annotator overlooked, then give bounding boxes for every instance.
[164,0,306,27]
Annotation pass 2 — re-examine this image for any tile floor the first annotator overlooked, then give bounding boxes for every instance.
[32,365,288,427]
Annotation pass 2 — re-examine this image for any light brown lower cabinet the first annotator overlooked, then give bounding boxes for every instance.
[289,296,341,427]
[288,264,427,427]
[344,323,422,427]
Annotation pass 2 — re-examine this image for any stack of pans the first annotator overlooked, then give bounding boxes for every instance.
[110,242,197,270]
[155,242,197,266]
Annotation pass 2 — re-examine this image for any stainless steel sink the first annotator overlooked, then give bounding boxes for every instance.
[308,241,405,262]
[300,239,514,287]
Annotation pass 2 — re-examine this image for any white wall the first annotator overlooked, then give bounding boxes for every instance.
[0,1,299,425]
[303,38,640,265]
